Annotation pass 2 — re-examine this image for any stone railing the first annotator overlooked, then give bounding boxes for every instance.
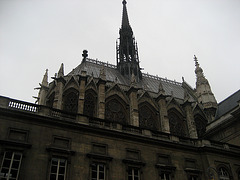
[0,96,39,113]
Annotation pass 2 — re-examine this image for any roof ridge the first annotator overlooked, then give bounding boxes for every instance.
[218,89,240,105]
[85,58,182,86]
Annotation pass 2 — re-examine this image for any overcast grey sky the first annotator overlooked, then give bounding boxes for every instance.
[0,0,240,103]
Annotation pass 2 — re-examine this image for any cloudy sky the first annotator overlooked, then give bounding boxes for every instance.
[0,0,240,103]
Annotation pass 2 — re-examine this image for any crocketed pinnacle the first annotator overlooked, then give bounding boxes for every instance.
[57,63,64,78]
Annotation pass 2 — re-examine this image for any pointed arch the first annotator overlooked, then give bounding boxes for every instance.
[63,88,79,113]
[138,91,159,111]
[167,97,185,117]
[216,164,233,180]
[168,108,188,137]
[84,89,97,117]
[105,83,129,104]
[85,77,97,92]
[64,76,79,91]
[194,114,207,137]
[105,95,129,124]
[138,102,158,130]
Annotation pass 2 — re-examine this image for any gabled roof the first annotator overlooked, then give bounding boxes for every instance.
[215,89,240,119]
[68,58,195,101]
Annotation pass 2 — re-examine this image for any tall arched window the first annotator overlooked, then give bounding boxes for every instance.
[138,102,158,130]
[168,109,187,137]
[84,90,97,117]
[218,167,230,180]
[63,88,78,113]
[194,115,207,137]
[105,96,128,124]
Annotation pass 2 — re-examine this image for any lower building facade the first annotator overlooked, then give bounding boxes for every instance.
[0,96,240,180]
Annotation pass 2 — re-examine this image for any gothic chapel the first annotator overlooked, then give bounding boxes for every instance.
[1,1,240,180]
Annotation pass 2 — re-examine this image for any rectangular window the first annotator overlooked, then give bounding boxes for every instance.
[128,167,140,180]
[50,158,67,180]
[188,176,198,180]
[91,163,105,180]
[160,173,171,180]
[0,151,22,180]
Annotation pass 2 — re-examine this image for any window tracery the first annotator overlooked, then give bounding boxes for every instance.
[84,91,97,117]
[63,89,78,113]
[194,115,207,137]
[105,98,127,124]
[168,109,186,137]
[218,167,230,180]
[138,103,157,130]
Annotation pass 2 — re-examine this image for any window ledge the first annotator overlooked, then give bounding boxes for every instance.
[122,159,146,166]
[86,153,113,161]
[0,139,32,149]
[46,146,75,155]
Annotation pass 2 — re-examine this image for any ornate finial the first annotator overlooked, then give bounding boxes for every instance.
[182,76,185,82]
[194,55,198,66]
[82,50,88,61]
[122,0,127,5]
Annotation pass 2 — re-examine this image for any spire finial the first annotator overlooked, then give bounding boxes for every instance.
[82,50,88,62]
[194,55,198,66]
[121,0,130,28]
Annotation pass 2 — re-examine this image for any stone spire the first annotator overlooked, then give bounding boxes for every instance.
[121,0,130,29]
[57,63,64,78]
[116,0,142,82]
[41,69,48,87]
[36,69,49,105]
[194,55,217,122]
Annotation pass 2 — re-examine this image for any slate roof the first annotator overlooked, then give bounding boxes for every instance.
[68,58,195,101]
[215,89,240,119]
